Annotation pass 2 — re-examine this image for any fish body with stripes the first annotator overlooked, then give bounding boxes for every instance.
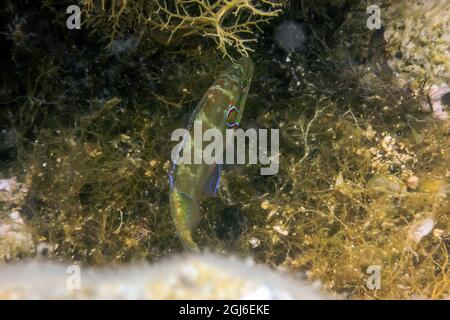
[169,57,254,251]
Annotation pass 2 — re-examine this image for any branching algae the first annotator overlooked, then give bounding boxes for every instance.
[82,0,282,58]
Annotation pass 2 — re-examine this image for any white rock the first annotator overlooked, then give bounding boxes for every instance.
[249,237,260,248]
[0,177,16,192]
[411,218,435,242]
[0,254,332,299]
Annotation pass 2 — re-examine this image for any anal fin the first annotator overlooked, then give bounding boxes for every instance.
[202,164,222,196]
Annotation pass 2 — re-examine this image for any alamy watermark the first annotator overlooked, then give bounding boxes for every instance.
[171,121,279,175]
[66,5,81,30]
[66,264,81,291]
[366,265,381,290]
[67,4,381,31]
[366,5,382,30]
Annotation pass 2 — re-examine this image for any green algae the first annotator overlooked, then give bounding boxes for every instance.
[0,0,449,299]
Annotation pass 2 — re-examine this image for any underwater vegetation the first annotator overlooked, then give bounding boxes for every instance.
[82,0,282,58]
[384,0,450,92]
[0,0,449,299]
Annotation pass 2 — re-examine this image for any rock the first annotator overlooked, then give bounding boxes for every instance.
[407,175,419,190]
[0,210,34,261]
[0,254,332,299]
[409,217,435,243]
[0,176,34,261]
[0,177,28,203]
[366,173,407,195]
[384,1,450,93]
[426,85,450,121]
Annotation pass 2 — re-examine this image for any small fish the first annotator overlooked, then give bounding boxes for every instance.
[169,57,254,251]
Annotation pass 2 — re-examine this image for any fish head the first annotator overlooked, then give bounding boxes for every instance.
[224,57,254,128]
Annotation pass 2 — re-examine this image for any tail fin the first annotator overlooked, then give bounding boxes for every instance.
[170,188,201,252]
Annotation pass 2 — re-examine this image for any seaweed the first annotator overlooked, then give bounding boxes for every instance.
[82,0,282,58]
[0,0,449,299]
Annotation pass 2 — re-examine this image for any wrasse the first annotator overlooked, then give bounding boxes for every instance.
[169,57,254,251]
